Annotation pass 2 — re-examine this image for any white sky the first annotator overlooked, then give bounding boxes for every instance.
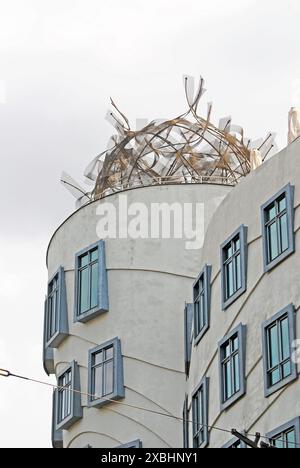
[0,0,299,447]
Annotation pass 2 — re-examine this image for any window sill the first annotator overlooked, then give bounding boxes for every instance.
[75,306,108,324]
[88,391,125,409]
[46,331,69,349]
[264,246,295,273]
[265,371,298,398]
[222,285,247,311]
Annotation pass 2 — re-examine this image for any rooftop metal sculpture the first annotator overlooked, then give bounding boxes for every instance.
[62,77,275,206]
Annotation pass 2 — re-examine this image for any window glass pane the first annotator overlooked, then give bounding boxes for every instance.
[234,237,240,252]
[225,244,233,260]
[279,214,289,253]
[226,262,234,298]
[225,361,232,400]
[224,342,231,359]
[94,350,103,365]
[268,324,279,368]
[268,222,279,261]
[274,437,284,449]
[199,293,205,331]
[233,353,240,394]
[283,361,291,379]
[270,368,281,386]
[286,429,296,448]
[104,361,114,395]
[93,366,103,399]
[195,301,199,335]
[80,253,89,268]
[91,263,99,309]
[105,346,114,360]
[232,336,239,352]
[235,254,242,290]
[91,249,99,262]
[279,196,287,213]
[266,204,276,222]
[280,317,290,361]
[79,268,90,313]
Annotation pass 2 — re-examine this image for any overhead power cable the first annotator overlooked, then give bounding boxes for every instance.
[0,368,297,448]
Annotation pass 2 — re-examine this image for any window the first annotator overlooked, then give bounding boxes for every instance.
[183,395,189,449]
[45,267,69,348]
[193,265,212,344]
[261,184,295,272]
[218,324,246,411]
[74,241,109,323]
[52,392,63,449]
[262,304,297,397]
[192,377,209,448]
[221,226,248,310]
[267,418,300,449]
[88,338,125,408]
[55,361,83,431]
[117,440,143,448]
[184,303,193,375]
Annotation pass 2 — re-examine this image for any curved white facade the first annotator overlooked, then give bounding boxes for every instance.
[46,183,231,448]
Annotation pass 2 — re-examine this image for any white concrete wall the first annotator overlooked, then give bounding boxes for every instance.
[187,138,300,448]
[47,183,231,448]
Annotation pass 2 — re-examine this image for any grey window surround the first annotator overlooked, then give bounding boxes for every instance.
[45,266,69,349]
[266,417,300,448]
[218,324,247,411]
[88,337,125,409]
[184,303,194,375]
[52,391,63,449]
[117,440,143,448]
[55,361,83,431]
[261,184,295,273]
[221,225,248,311]
[183,395,189,449]
[43,300,55,376]
[262,304,297,397]
[192,376,209,449]
[74,240,109,324]
[222,436,247,448]
[193,265,212,345]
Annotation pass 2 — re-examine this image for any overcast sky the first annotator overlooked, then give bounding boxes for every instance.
[0,0,299,448]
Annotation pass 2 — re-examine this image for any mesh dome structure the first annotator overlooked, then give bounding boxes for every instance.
[62,77,275,205]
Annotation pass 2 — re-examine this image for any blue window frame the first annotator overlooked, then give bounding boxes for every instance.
[184,303,193,375]
[55,361,83,431]
[88,338,125,408]
[193,265,212,345]
[262,304,297,397]
[218,324,246,411]
[45,266,69,348]
[117,440,143,448]
[74,240,109,323]
[183,395,190,448]
[267,418,300,449]
[192,377,209,448]
[261,184,295,272]
[221,226,248,310]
